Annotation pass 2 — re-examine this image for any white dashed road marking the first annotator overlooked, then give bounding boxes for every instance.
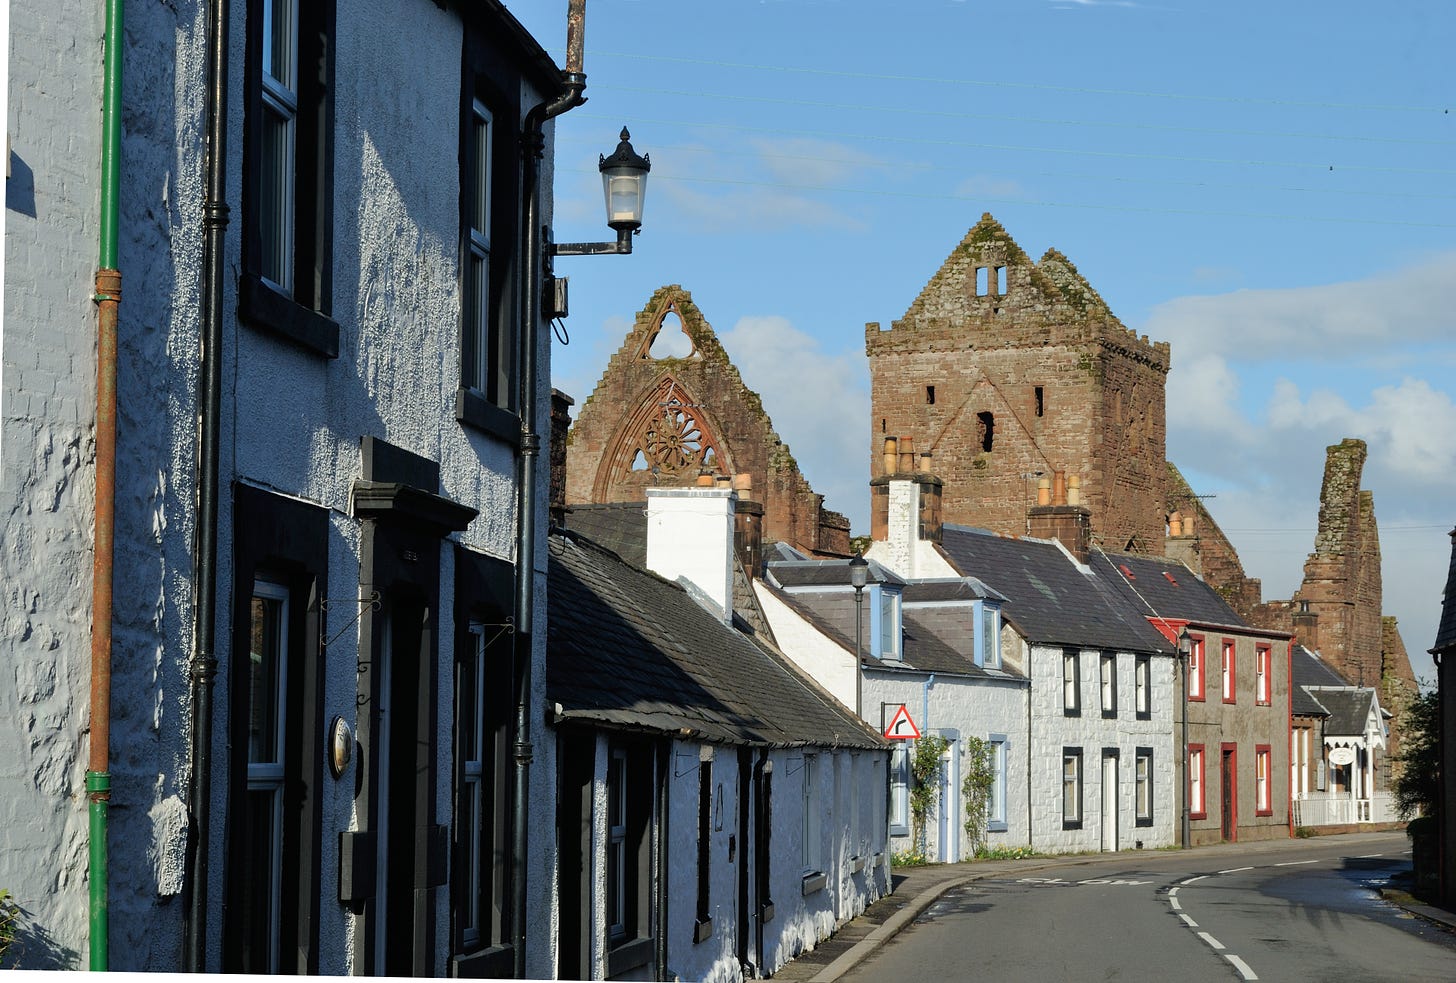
[1225,954,1259,980]
[1198,932,1225,950]
[1275,860,1318,866]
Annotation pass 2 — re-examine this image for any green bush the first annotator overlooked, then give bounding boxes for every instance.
[974,844,1040,861]
[0,889,18,966]
[1294,826,1315,839]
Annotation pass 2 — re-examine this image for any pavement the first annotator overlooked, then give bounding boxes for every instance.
[770,831,1455,983]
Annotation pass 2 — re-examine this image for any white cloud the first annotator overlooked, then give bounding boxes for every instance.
[953,174,1027,199]
[1145,251,1456,363]
[748,136,887,187]
[720,315,870,526]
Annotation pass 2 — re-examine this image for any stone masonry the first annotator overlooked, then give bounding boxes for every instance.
[566,284,850,557]
[866,214,1170,554]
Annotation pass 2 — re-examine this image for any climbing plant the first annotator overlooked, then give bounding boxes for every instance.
[908,734,950,855]
[961,736,995,853]
[0,889,17,967]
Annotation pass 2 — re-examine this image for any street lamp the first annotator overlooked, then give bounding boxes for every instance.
[849,553,869,719]
[1178,627,1192,849]
[552,127,651,256]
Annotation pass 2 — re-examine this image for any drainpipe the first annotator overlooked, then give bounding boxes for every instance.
[512,2,587,975]
[183,0,229,971]
[88,0,125,969]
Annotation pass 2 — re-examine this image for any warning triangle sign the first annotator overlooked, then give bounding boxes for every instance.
[883,705,921,740]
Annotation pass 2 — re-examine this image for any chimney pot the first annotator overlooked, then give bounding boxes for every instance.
[1037,476,1051,507]
[883,437,898,476]
[1067,474,1081,507]
[1052,470,1067,507]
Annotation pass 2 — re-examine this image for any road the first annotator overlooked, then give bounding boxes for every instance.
[840,832,1456,982]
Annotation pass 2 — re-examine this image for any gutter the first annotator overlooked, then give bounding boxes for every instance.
[88,0,125,969]
[511,1,587,975]
[183,0,230,970]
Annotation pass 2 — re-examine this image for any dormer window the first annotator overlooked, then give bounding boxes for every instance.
[870,585,902,661]
[974,600,1002,669]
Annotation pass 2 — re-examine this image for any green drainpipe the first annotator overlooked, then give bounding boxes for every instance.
[89,0,124,970]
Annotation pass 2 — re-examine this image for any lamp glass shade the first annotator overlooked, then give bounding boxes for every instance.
[602,167,647,229]
[848,554,869,590]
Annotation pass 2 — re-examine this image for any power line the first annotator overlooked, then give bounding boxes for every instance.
[589,50,1448,116]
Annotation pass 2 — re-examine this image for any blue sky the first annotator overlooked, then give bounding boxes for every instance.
[505,0,1456,679]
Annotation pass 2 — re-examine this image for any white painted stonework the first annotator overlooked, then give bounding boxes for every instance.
[646,487,736,622]
[753,583,859,708]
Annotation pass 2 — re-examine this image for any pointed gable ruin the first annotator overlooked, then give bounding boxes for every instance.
[565,285,851,557]
[865,214,1171,553]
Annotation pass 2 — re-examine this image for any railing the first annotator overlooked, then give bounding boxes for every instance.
[1292,792,1399,827]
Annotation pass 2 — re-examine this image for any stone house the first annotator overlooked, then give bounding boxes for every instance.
[2,1,590,974]
[1091,552,1294,845]
[865,469,1179,853]
[547,487,889,981]
[754,558,1031,863]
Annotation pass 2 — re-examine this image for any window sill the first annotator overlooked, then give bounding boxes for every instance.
[1135,711,1152,721]
[850,855,865,874]
[1063,708,1081,718]
[1190,811,1208,822]
[1255,809,1273,818]
[1062,820,1083,831]
[456,387,521,446]
[889,823,910,838]
[693,917,713,945]
[450,944,514,978]
[801,872,827,896]
[1101,709,1117,719]
[606,936,653,977]
[1256,700,1271,707]
[1135,817,1153,828]
[240,272,340,358]
[987,821,1008,833]
[759,901,775,924]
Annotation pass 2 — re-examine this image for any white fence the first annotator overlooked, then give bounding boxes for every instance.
[1292,792,1399,827]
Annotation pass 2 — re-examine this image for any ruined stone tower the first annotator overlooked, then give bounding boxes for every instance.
[866,214,1171,552]
[565,285,850,557]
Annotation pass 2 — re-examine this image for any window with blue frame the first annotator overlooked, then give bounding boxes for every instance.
[988,735,1008,832]
[974,600,1002,668]
[870,585,902,661]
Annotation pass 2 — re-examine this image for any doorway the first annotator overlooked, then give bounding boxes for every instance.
[1220,744,1237,842]
[1100,750,1119,852]
[937,734,959,863]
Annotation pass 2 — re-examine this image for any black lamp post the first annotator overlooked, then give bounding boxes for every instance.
[1178,627,1192,849]
[552,127,650,256]
[850,553,869,719]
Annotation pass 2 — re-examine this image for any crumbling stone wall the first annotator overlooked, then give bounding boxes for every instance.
[565,285,850,557]
[866,215,1169,552]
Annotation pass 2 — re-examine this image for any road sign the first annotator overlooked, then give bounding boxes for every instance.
[883,705,921,740]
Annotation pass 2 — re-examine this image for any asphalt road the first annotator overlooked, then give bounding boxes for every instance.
[840,833,1456,982]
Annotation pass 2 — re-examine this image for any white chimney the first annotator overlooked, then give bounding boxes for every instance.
[646,487,736,623]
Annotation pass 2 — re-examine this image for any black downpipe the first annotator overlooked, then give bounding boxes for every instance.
[512,18,586,973]
[184,0,229,971]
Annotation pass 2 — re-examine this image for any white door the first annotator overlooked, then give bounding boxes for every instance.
[1101,752,1118,852]
[938,740,959,862]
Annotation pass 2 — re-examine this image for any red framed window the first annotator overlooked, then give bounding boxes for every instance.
[1189,743,1206,819]
[1255,646,1271,705]
[1221,640,1236,704]
[1255,745,1272,816]
[1188,635,1205,701]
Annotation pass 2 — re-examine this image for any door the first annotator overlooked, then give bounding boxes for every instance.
[937,737,959,862]
[1100,750,1119,852]
[1220,744,1237,842]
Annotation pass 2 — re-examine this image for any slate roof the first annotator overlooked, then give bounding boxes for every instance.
[1304,686,1378,738]
[937,526,1172,653]
[1087,550,1246,628]
[547,530,882,749]
[1291,645,1350,717]
[560,500,776,640]
[760,567,1023,681]
[765,559,906,589]
[1435,529,1456,654]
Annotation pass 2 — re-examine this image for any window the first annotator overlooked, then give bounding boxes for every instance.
[244,579,290,973]
[695,752,713,942]
[1135,748,1153,827]
[1256,645,1271,705]
[926,385,936,405]
[976,602,1001,669]
[988,736,1008,833]
[456,17,525,439]
[1063,650,1081,716]
[1256,745,1272,816]
[1189,745,1206,819]
[1188,634,1205,701]
[1034,385,1045,417]
[1100,653,1117,718]
[889,745,910,836]
[242,0,338,356]
[1134,654,1151,720]
[801,754,822,880]
[975,266,988,295]
[1062,748,1083,829]
[876,587,901,661]
[607,749,628,941]
[976,411,995,452]
[1221,640,1236,703]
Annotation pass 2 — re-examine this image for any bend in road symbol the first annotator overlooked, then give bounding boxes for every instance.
[884,705,921,739]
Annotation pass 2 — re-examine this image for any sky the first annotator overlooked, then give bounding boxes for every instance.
[504,0,1456,681]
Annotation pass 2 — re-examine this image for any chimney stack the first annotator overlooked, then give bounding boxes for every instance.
[646,487,736,623]
[871,440,943,577]
[1028,471,1091,563]
[549,389,575,529]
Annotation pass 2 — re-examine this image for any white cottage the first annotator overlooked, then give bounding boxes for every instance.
[548,486,890,981]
